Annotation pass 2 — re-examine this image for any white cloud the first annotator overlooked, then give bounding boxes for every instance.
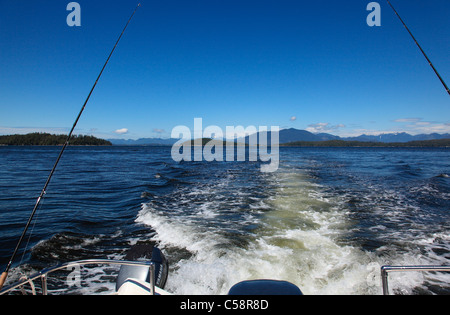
[290,116,297,122]
[115,128,129,135]
[394,118,450,135]
[342,128,391,137]
[153,128,165,134]
[393,118,421,123]
[306,122,346,134]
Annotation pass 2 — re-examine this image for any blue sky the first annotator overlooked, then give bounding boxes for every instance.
[0,0,449,140]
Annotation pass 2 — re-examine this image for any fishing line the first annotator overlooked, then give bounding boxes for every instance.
[19,196,46,267]
[0,3,141,291]
[386,0,450,96]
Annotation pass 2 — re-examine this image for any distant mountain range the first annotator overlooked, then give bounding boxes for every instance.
[108,129,450,146]
[265,129,450,144]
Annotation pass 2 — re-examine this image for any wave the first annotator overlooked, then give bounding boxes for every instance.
[3,147,448,295]
[135,154,450,295]
[31,232,106,263]
[136,167,378,294]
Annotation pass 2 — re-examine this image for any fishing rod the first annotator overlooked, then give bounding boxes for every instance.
[386,0,450,96]
[0,3,141,291]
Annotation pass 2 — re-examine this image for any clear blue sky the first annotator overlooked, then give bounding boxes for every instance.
[0,0,449,139]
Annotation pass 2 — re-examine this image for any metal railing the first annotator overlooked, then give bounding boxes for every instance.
[0,259,155,296]
[381,265,450,295]
[3,261,449,295]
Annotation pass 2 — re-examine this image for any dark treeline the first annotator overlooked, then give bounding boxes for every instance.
[173,138,450,148]
[281,139,450,147]
[0,133,112,146]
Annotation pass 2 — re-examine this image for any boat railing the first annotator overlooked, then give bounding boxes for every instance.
[381,265,450,295]
[3,261,449,295]
[0,259,156,296]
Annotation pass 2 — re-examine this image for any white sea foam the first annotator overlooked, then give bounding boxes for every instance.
[136,170,369,294]
[134,162,450,295]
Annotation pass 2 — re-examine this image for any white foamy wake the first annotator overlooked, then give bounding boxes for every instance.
[135,166,447,295]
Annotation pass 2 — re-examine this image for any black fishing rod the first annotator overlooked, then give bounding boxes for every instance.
[386,0,450,96]
[0,3,141,290]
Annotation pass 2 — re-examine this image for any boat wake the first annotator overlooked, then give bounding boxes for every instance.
[136,154,450,295]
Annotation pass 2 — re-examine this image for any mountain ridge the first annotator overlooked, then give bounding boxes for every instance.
[108,129,450,146]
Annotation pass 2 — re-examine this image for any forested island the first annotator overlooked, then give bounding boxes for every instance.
[0,133,112,146]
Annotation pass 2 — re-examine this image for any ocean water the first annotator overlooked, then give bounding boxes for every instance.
[0,146,449,295]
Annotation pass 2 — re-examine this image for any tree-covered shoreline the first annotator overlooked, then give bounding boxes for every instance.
[0,133,112,146]
[281,139,450,148]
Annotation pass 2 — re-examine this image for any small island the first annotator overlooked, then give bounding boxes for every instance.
[0,133,112,146]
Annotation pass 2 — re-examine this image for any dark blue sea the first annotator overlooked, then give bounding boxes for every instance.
[0,146,449,295]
